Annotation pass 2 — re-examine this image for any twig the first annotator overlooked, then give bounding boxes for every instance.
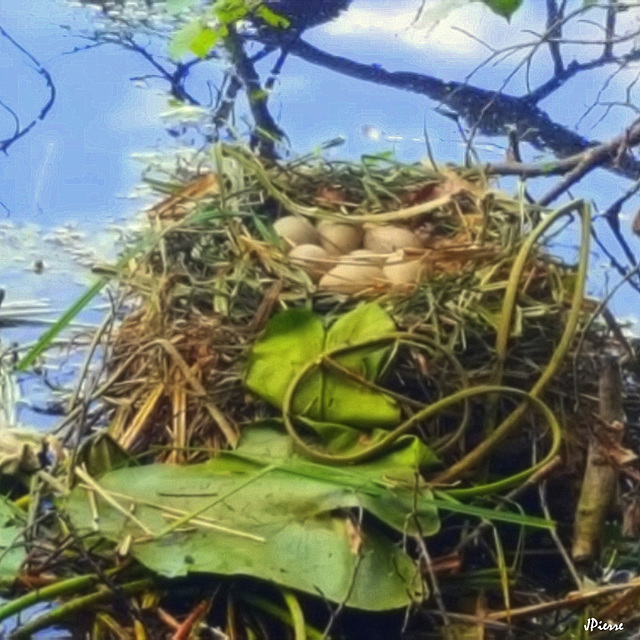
[603,0,619,60]
[74,466,154,536]
[539,118,640,206]
[0,25,56,154]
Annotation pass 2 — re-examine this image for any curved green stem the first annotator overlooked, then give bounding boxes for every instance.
[493,198,585,383]
[238,592,324,640]
[281,588,307,640]
[284,356,560,475]
[320,334,471,451]
[436,200,591,486]
[282,332,470,463]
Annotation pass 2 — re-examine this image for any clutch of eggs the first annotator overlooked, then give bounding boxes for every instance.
[272,215,424,287]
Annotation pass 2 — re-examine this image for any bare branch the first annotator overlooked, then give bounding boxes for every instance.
[261,34,640,180]
[225,29,285,157]
[603,0,618,60]
[591,225,640,293]
[120,35,201,104]
[0,24,56,154]
[546,0,565,76]
[538,118,640,206]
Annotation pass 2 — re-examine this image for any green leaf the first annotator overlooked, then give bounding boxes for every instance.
[189,26,223,58]
[169,20,224,60]
[213,0,251,25]
[0,496,26,582]
[326,302,395,379]
[245,305,400,428]
[65,447,429,610]
[249,419,440,475]
[169,19,203,59]
[233,423,440,534]
[480,0,523,20]
[254,4,291,29]
[234,426,550,532]
[300,418,440,472]
[245,308,325,411]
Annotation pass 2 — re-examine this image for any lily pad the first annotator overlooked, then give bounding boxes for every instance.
[65,425,440,610]
[245,304,400,428]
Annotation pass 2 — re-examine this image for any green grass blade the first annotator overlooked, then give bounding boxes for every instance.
[17,277,109,371]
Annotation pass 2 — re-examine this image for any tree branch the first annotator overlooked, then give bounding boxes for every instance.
[121,35,201,104]
[225,29,285,158]
[545,0,564,76]
[264,35,640,180]
[0,25,56,154]
[538,118,640,206]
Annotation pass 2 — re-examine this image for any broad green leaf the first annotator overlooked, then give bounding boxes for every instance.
[321,303,399,427]
[245,308,325,411]
[169,20,224,60]
[234,423,440,535]
[480,0,523,20]
[0,496,26,582]
[326,302,395,379]
[66,450,428,610]
[243,420,440,475]
[300,418,440,474]
[245,305,400,428]
[234,426,550,531]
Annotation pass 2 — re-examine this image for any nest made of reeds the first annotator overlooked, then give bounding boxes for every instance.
[91,144,629,487]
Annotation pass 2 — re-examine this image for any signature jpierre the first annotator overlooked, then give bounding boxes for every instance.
[584,618,623,632]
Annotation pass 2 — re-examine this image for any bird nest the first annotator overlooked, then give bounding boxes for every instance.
[102,144,612,479]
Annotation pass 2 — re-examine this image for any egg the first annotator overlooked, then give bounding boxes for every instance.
[383,251,422,284]
[364,225,422,253]
[273,216,320,250]
[289,244,332,282]
[317,220,364,256]
[318,262,384,292]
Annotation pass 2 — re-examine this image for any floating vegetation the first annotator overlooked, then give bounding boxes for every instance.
[3,145,640,638]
